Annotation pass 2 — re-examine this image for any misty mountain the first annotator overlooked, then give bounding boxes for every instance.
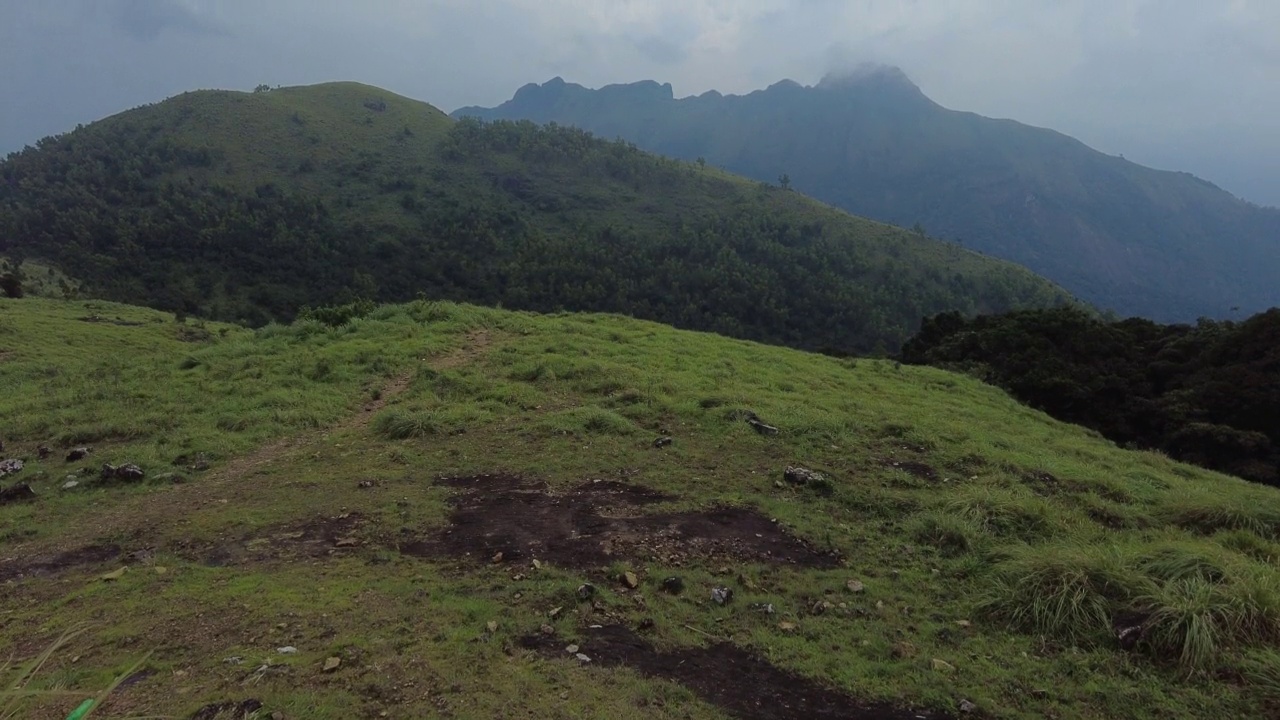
[0,82,1072,354]
[455,67,1280,321]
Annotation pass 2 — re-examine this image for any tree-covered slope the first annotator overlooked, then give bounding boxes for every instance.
[456,68,1280,322]
[0,82,1072,354]
[902,306,1280,486]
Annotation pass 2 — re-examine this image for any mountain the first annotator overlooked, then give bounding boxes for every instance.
[455,67,1280,322]
[0,82,1073,355]
[3,295,1280,718]
[903,306,1280,486]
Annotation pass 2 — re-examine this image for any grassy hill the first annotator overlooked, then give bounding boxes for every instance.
[456,68,1280,322]
[2,295,1279,719]
[0,82,1073,355]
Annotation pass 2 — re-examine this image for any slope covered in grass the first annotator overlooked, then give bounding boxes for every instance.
[1,296,1278,719]
[0,82,1072,354]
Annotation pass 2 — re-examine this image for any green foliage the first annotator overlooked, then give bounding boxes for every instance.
[456,73,1280,321]
[0,82,1072,353]
[903,306,1280,486]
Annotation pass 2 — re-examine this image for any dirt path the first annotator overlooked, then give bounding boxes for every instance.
[0,330,494,574]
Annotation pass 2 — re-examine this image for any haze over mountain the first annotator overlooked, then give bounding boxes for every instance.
[0,82,1071,354]
[456,67,1280,322]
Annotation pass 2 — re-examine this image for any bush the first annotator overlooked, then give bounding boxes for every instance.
[0,274,22,299]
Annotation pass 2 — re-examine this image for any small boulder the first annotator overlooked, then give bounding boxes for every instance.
[322,656,341,673]
[660,576,684,595]
[574,653,591,663]
[564,644,579,654]
[576,583,596,601]
[621,571,639,589]
[959,699,977,714]
[115,464,145,482]
[61,479,80,490]
[0,483,36,505]
[0,458,23,478]
[750,602,776,615]
[846,579,865,593]
[37,445,51,460]
[653,436,673,449]
[747,418,779,436]
[66,447,90,462]
[711,587,733,605]
[777,621,797,632]
[930,658,956,674]
[277,646,298,654]
[783,466,825,486]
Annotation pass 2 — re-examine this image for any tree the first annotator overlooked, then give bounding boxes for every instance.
[254,84,271,94]
[778,173,791,190]
[0,274,23,299]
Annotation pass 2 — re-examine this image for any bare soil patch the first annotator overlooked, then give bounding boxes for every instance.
[407,474,840,568]
[188,699,263,720]
[174,513,367,567]
[0,543,121,583]
[522,625,952,720]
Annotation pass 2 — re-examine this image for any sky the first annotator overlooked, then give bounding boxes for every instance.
[3,0,1278,207]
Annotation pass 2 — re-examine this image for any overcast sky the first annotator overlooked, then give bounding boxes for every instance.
[3,0,1278,206]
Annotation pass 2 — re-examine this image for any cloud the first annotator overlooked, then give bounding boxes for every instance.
[1,0,1277,205]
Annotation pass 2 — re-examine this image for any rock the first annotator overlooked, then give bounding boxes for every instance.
[322,656,341,672]
[751,602,776,615]
[540,624,555,636]
[956,620,971,628]
[547,606,563,619]
[1113,611,1149,651]
[151,472,186,484]
[277,646,298,654]
[0,483,36,504]
[621,571,639,589]
[61,479,79,490]
[66,447,90,462]
[959,699,977,714]
[891,641,916,659]
[747,418,780,436]
[711,587,733,605]
[657,576,683,595]
[334,537,359,548]
[576,583,596,601]
[777,621,797,632]
[846,579,865,593]
[100,567,126,581]
[564,644,579,654]
[154,566,168,575]
[271,713,286,720]
[653,436,673,448]
[811,600,833,615]
[574,653,591,663]
[783,465,826,486]
[532,559,543,570]
[0,458,23,478]
[223,656,243,665]
[357,480,374,489]
[486,621,498,633]
[930,658,956,674]
[115,463,144,481]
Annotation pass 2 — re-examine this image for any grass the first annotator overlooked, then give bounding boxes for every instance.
[2,295,1280,718]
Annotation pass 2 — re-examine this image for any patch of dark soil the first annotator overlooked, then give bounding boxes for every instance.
[407,475,839,568]
[77,315,145,327]
[189,699,263,720]
[522,625,951,720]
[1021,472,1087,497]
[884,460,937,480]
[0,543,122,583]
[175,513,367,567]
[117,668,156,689]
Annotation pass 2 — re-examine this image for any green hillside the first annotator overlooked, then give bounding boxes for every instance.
[456,69,1280,322]
[0,82,1073,354]
[2,295,1280,718]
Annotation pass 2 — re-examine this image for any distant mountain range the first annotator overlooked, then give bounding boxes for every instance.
[456,66,1280,321]
[0,82,1070,354]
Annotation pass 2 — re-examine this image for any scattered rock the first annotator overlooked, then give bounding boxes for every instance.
[151,472,187,484]
[711,587,733,605]
[532,559,543,570]
[322,656,341,672]
[891,641,916,659]
[653,436,673,449]
[565,644,580,654]
[540,624,555,636]
[1113,611,1149,651]
[154,566,168,575]
[750,602,776,615]
[61,479,79,490]
[486,621,498,633]
[777,621,797,632]
[277,646,298,654]
[930,658,956,674]
[0,458,23,478]
[547,606,563,619]
[66,447,90,462]
[747,418,779,436]
[0,483,36,504]
[222,656,243,665]
[37,445,51,459]
[811,600,833,615]
[577,583,596,601]
[334,537,359,548]
[622,571,639,589]
[575,653,591,663]
[99,463,144,483]
[100,567,126,581]
[783,466,825,486]
[492,551,504,564]
[959,699,977,714]
[661,576,684,594]
[955,620,971,628]
[846,579,865,593]
[357,480,374,489]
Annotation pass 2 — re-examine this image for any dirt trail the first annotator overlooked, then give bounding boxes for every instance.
[0,330,494,577]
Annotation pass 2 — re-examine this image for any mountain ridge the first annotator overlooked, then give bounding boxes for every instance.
[455,69,1280,321]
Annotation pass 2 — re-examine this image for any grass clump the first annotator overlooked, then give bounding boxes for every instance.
[908,511,978,557]
[944,485,1061,540]
[536,406,636,437]
[1158,489,1280,537]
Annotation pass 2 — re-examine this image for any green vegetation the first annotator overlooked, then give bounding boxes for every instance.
[2,295,1280,718]
[901,306,1280,486]
[0,81,1072,354]
[456,69,1280,321]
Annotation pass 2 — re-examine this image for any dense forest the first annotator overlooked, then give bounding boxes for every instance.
[458,68,1280,322]
[0,82,1072,353]
[901,306,1280,486]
